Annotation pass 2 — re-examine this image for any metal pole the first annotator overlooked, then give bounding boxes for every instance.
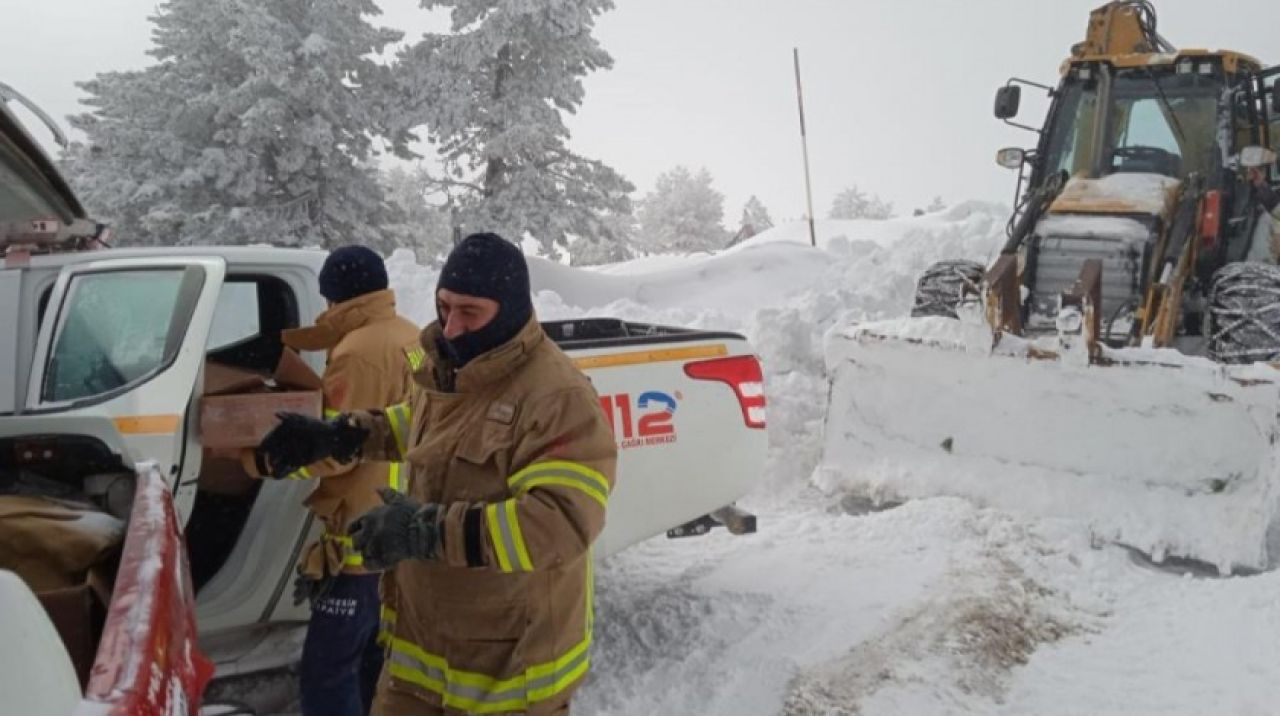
[793,48,817,248]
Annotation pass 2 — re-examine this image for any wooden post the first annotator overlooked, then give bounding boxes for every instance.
[793,48,817,248]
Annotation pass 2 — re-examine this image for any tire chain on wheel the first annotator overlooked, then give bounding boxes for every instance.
[910,259,987,319]
[1207,262,1280,364]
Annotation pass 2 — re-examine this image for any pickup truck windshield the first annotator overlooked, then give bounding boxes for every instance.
[42,268,198,404]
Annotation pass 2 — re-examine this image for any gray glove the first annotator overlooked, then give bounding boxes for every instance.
[349,488,442,570]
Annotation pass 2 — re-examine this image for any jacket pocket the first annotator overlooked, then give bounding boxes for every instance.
[439,598,530,680]
[448,424,513,502]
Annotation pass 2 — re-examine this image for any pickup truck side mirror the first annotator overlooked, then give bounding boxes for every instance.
[994,85,1022,120]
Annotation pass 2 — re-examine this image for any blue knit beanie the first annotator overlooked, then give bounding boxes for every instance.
[319,246,388,304]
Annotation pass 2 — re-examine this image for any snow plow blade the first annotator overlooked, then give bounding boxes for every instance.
[817,316,1280,574]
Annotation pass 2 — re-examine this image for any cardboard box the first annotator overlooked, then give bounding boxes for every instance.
[199,348,323,449]
[37,574,109,689]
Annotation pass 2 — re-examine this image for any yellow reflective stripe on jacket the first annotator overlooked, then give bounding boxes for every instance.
[323,532,364,567]
[506,460,610,508]
[323,408,342,420]
[388,461,405,492]
[405,346,426,372]
[386,633,590,713]
[485,499,533,572]
[287,466,315,480]
[378,605,397,647]
[585,548,594,632]
[386,402,412,457]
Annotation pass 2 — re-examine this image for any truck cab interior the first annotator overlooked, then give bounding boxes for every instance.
[188,274,299,591]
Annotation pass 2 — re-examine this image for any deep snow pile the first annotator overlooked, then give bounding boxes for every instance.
[382,204,1280,714]
[819,314,1280,574]
[389,201,1007,495]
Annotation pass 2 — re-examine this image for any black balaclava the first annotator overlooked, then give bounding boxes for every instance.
[435,232,532,368]
[318,245,389,304]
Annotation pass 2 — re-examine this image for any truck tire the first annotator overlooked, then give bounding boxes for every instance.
[1207,262,1280,364]
[910,259,986,319]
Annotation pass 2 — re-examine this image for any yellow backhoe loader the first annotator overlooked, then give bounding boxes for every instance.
[820,1,1280,574]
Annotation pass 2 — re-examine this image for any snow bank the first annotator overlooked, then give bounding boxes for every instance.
[387,207,1009,501]
[820,315,1280,573]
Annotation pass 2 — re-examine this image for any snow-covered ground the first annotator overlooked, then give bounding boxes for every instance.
[380,205,1280,715]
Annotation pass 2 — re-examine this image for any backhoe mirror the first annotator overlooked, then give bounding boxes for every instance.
[994,85,1021,119]
[1240,145,1278,169]
[995,147,1026,169]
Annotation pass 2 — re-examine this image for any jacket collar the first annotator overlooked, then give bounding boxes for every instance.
[283,289,399,352]
[414,313,545,393]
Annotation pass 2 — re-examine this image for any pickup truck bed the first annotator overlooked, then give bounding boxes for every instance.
[0,464,211,715]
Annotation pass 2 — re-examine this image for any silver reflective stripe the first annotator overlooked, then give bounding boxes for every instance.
[493,504,522,570]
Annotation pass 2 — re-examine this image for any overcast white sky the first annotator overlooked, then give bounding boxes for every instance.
[3,0,1277,224]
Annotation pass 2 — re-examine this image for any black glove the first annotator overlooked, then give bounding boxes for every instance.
[292,569,336,607]
[349,488,442,570]
[256,412,368,478]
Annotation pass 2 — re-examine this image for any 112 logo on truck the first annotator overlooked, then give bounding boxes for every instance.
[599,391,679,449]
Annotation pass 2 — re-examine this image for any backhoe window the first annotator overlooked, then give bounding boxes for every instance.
[42,267,202,404]
[1041,82,1100,180]
[1105,71,1220,179]
[1039,68,1224,182]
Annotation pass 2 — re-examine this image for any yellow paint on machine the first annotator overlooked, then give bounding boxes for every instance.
[572,344,729,371]
[113,414,182,435]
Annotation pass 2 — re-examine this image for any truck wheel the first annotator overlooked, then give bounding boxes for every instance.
[910,259,986,319]
[1207,262,1280,364]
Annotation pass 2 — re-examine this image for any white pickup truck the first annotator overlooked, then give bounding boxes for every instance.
[0,86,767,711]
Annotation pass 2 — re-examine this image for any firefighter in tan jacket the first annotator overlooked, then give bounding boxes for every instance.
[258,233,617,715]
[247,245,419,716]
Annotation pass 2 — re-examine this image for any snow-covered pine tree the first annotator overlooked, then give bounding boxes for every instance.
[392,0,634,260]
[828,185,894,220]
[636,166,727,253]
[742,195,774,233]
[926,195,946,212]
[67,0,402,248]
[380,165,455,264]
[569,208,636,266]
[728,194,773,246]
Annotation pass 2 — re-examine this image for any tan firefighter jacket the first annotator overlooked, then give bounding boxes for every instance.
[350,315,617,714]
[243,289,419,577]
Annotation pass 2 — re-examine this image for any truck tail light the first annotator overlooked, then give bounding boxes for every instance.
[683,355,767,429]
[1199,190,1221,249]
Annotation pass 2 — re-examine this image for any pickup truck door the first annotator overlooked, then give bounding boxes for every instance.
[25,256,226,523]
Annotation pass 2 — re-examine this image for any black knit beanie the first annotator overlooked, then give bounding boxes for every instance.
[319,245,388,304]
[436,232,533,367]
